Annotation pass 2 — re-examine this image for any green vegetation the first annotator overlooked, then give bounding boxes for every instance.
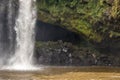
[36,0,120,55]
[34,0,120,66]
[36,0,120,43]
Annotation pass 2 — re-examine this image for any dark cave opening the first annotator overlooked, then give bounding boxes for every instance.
[36,20,82,44]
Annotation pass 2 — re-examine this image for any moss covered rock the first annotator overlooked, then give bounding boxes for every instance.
[37,0,120,42]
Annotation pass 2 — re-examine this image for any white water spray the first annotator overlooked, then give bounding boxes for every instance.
[8,0,37,70]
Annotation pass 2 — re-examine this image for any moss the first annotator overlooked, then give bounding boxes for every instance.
[36,0,120,43]
[111,0,120,18]
[109,31,120,38]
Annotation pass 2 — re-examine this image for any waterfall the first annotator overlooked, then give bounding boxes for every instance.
[0,0,37,70]
[8,0,37,70]
[0,0,16,66]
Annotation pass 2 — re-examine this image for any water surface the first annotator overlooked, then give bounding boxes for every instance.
[0,66,120,80]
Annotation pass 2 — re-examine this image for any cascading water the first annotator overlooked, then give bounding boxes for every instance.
[0,0,16,66]
[0,0,37,70]
[9,0,37,70]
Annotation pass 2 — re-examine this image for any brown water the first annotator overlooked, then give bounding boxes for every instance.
[0,66,120,80]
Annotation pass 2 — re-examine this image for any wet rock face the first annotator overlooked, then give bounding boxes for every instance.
[0,0,19,65]
[34,41,95,66]
[34,41,73,65]
[34,41,120,66]
[0,0,18,53]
